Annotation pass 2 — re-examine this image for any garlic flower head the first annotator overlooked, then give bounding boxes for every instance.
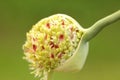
[23,14,84,80]
[23,10,120,80]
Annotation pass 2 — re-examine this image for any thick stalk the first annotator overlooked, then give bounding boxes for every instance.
[83,10,120,42]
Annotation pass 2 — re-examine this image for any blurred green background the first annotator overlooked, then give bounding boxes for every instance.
[0,0,120,80]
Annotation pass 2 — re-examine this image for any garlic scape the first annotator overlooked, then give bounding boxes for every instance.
[23,10,120,80]
[55,10,120,72]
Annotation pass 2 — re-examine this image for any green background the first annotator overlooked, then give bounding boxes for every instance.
[0,0,120,80]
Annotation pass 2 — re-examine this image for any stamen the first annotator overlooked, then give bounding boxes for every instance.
[50,42,55,48]
[62,21,65,25]
[58,53,62,58]
[41,46,45,50]
[54,45,59,48]
[46,23,50,29]
[33,44,37,51]
[50,53,54,58]
[59,34,64,41]
[58,52,65,58]
[44,34,47,40]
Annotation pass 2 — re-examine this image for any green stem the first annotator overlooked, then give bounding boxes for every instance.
[47,71,53,80]
[83,10,120,42]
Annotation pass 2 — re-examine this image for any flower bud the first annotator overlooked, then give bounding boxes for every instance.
[23,14,86,80]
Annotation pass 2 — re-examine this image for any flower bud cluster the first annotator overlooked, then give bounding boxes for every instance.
[23,14,83,80]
